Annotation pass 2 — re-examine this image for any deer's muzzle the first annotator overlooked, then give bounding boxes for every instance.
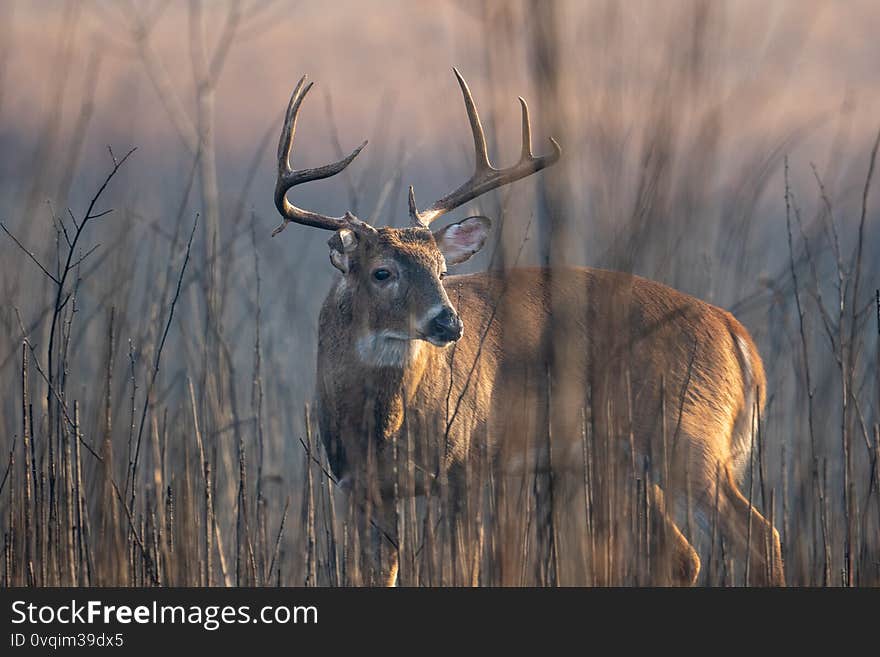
[427,307,463,344]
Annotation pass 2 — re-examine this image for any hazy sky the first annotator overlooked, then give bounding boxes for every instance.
[1,0,878,230]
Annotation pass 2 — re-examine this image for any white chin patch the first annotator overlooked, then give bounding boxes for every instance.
[426,335,456,347]
[356,331,420,368]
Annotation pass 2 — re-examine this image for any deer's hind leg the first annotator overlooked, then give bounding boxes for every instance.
[712,465,784,586]
[649,484,701,586]
[681,439,784,586]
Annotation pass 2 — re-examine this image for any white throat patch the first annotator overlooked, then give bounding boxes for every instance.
[355,330,421,368]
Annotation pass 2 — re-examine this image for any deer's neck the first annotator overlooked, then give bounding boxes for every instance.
[355,338,434,404]
[333,340,436,444]
[354,332,426,370]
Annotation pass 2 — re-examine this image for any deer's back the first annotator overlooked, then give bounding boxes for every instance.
[439,266,765,476]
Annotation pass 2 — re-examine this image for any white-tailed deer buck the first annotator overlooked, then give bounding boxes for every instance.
[272,70,784,586]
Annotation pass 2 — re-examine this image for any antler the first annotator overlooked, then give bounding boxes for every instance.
[273,75,373,236]
[408,68,562,227]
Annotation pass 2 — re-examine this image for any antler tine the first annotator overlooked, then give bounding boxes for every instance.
[408,185,420,225]
[409,69,562,227]
[276,75,310,173]
[454,67,492,175]
[273,75,370,236]
[518,97,533,160]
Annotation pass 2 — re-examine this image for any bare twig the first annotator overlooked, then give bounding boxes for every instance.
[129,213,199,507]
[0,222,61,285]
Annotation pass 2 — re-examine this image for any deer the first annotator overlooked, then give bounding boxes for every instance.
[271,69,785,587]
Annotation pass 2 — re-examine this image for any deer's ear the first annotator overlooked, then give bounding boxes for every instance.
[433,216,491,266]
[328,228,358,273]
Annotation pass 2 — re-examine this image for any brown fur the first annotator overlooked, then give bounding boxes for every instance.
[315,228,783,586]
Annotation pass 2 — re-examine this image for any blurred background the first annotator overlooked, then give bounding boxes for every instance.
[0,0,878,586]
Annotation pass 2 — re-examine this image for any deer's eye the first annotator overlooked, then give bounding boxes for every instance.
[373,268,392,282]
[439,271,448,280]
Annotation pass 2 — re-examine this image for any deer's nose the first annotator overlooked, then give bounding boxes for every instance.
[428,307,463,343]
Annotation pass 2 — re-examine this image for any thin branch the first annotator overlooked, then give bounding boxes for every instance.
[0,222,61,285]
[0,436,16,498]
[69,243,102,270]
[109,477,159,586]
[61,208,75,245]
[850,128,880,335]
[266,497,290,584]
[85,208,114,221]
[14,309,103,463]
[47,146,136,439]
[784,157,819,485]
[129,213,200,507]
